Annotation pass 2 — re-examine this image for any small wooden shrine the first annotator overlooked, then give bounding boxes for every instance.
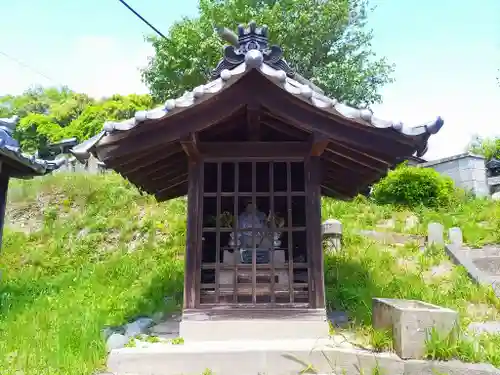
[0,116,66,248]
[72,22,443,319]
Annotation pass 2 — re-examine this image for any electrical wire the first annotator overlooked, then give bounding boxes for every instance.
[0,50,60,86]
[116,0,167,39]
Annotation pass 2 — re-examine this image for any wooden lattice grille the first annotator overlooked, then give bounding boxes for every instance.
[199,160,311,307]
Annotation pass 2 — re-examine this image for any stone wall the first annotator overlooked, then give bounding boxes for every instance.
[419,153,490,197]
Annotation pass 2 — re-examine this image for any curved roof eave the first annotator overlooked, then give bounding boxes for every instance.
[70,58,444,166]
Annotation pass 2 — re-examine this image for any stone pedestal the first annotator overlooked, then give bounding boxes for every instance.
[372,298,458,359]
[220,249,289,285]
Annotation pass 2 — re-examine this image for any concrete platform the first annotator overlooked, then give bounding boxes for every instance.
[179,308,331,342]
[107,338,499,375]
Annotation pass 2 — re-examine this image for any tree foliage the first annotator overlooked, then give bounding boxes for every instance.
[142,0,395,107]
[0,87,155,153]
[468,135,500,161]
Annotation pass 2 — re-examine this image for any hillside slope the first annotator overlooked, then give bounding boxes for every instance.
[0,173,499,374]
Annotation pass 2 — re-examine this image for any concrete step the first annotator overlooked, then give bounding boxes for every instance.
[180,318,330,341]
[108,338,395,375]
[107,339,499,375]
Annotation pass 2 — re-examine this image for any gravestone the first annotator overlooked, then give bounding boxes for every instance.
[322,219,342,251]
[427,222,444,246]
[404,215,419,231]
[448,227,463,247]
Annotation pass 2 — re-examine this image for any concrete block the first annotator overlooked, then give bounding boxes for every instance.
[448,227,463,247]
[322,218,342,251]
[427,222,444,246]
[372,298,459,360]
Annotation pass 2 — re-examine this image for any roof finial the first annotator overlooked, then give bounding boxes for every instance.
[212,21,294,79]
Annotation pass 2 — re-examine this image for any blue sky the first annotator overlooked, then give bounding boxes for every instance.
[1,0,499,160]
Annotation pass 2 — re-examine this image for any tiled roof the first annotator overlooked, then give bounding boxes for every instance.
[0,116,66,178]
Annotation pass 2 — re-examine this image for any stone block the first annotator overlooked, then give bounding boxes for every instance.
[427,222,444,246]
[372,298,459,359]
[322,218,342,251]
[448,227,463,247]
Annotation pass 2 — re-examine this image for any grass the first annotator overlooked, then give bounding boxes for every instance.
[0,173,499,374]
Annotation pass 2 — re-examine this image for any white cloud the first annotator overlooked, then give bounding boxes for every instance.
[0,35,153,98]
[59,36,153,98]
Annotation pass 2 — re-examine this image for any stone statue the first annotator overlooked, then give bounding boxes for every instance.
[228,201,282,264]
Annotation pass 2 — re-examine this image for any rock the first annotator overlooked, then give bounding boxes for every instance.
[125,318,154,337]
[106,333,129,351]
[327,311,349,328]
[102,325,125,341]
[448,227,463,247]
[468,321,500,335]
[427,222,444,246]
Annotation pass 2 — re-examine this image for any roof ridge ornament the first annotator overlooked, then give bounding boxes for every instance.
[212,21,294,79]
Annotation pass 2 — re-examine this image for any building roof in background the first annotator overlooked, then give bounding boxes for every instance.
[0,116,66,178]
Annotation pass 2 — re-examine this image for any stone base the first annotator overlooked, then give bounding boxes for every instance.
[107,339,499,375]
[179,308,330,342]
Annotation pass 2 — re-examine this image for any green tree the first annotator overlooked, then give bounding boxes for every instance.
[63,94,154,141]
[142,0,394,107]
[1,87,155,149]
[468,135,500,161]
[14,113,62,152]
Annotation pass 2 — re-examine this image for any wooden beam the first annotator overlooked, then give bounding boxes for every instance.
[120,152,186,183]
[108,142,183,171]
[309,132,330,157]
[320,184,350,200]
[327,140,394,166]
[324,147,386,173]
[150,173,189,194]
[180,133,200,161]
[155,181,188,201]
[113,144,184,175]
[246,105,261,141]
[198,141,309,158]
[261,116,309,141]
[321,151,379,177]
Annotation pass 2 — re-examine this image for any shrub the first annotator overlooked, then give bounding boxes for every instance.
[371,164,456,208]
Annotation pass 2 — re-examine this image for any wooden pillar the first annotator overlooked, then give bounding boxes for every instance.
[305,156,325,309]
[0,173,9,251]
[183,160,202,309]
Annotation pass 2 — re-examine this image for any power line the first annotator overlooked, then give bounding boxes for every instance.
[0,50,61,86]
[116,0,167,39]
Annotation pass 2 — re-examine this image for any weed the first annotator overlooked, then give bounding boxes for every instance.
[171,337,185,345]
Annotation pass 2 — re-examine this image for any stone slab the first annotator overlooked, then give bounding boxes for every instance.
[107,339,499,375]
[468,321,500,335]
[357,230,425,246]
[428,222,444,246]
[445,245,500,298]
[473,256,500,276]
